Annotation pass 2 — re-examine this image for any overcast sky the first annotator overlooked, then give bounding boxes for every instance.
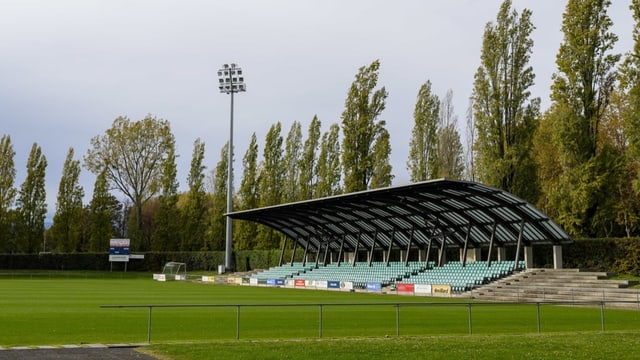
[0,0,635,220]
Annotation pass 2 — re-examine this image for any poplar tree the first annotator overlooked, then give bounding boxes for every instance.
[299,116,321,200]
[89,169,119,252]
[236,134,260,250]
[283,121,302,202]
[437,90,465,179]
[257,122,284,248]
[341,60,389,192]
[151,145,180,251]
[50,148,84,252]
[465,98,477,181]
[316,123,342,197]
[16,143,47,253]
[182,138,210,250]
[407,81,440,182]
[472,0,540,202]
[0,135,16,253]
[620,0,640,194]
[548,0,620,236]
[211,142,229,251]
[369,128,393,189]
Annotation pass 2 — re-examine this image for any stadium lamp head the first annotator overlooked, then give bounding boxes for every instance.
[218,63,246,94]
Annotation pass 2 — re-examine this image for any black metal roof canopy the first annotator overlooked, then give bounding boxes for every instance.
[226,179,572,255]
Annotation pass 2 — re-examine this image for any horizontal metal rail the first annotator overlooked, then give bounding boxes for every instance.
[101,300,640,343]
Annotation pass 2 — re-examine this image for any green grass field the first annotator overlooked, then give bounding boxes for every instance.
[2,271,640,359]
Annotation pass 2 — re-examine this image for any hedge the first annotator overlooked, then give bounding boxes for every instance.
[1,238,639,275]
[0,249,302,273]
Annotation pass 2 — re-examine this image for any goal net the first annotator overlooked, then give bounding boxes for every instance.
[153,262,187,281]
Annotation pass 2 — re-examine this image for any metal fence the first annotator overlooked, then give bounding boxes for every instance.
[101,300,640,343]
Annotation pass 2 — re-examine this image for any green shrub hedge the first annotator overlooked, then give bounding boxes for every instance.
[1,238,639,275]
[0,249,299,273]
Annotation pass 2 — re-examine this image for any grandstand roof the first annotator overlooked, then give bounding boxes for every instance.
[227,179,572,254]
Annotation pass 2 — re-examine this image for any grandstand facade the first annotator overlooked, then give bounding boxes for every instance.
[228,179,572,294]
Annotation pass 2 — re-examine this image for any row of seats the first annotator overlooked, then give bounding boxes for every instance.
[251,260,524,292]
[251,262,315,280]
[406,261,524,292]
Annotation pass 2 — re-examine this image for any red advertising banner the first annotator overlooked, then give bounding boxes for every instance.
[294,279,306,288]
[396,283,415,293]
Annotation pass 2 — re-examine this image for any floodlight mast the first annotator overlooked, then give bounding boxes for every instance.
[218,63,246,272]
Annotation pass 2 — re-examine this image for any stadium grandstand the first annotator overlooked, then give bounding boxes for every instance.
[227,179,571,294]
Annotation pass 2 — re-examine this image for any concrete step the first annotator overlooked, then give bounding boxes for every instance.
[467,268,640,309]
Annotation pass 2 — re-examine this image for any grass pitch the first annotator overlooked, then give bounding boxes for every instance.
[2,271,640,359]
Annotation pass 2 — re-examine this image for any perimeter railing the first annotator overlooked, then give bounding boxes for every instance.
[101,300,640,343]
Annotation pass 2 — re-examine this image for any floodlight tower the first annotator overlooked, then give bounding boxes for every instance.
[218,63,246,272]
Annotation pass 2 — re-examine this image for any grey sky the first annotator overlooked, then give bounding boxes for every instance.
[0,0,634,220]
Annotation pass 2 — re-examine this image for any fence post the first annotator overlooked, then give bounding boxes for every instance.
[319,304,323,339]
[600,302,605,332]
[536,303,541,334]
[395,304,400,336]
[236,305,241,340]
[147,306,152,343]
[468,303,472,335]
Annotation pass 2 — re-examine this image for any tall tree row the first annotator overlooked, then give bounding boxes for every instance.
[7,1,640,253]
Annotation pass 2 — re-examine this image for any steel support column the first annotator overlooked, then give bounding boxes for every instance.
[322,240,330,266]
[404,228,414,267]
[461,223,471,267]
[302,239,310,267]
[352,233,361,266]
[278,237,287,267]
[337,234,345,267]
[513,219,525,271]
[487,222,497,268]
[289,239,298,265]
[386,229,395,266]
[438,230,447,267]
[368,231,378,266]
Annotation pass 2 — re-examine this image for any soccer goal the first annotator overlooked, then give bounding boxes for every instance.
[153,261,187,281]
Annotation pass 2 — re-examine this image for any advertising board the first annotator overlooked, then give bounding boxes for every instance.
[108,238,130,262]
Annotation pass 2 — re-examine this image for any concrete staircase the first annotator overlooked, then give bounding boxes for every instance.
[467,268,640,309]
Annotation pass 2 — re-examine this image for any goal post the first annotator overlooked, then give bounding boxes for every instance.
[153,262,187,281]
